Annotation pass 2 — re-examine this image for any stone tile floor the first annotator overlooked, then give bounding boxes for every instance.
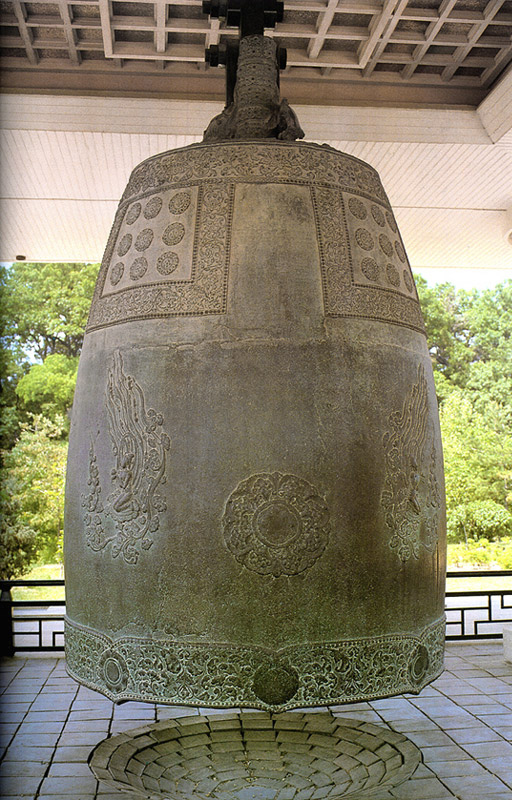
[0,641,511,800]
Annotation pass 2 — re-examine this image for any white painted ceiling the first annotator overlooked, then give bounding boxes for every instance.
[1,0,511,272]
[0,14,512,270]
[1,65,511,271]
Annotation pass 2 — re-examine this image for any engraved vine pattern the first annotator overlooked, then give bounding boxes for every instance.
[81,351,171,564]
[381,365,441,562]
[120,142,387,207]
[65,617,445,711]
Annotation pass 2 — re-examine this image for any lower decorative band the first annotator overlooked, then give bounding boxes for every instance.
[65,615,445,712]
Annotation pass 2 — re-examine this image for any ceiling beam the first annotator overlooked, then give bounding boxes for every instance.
[480,43,512,87]
[307,0,339,60]
[98,0,114,58]
[59,1,81,66]
[357,0,400,70]
[154,2,167,54]
[441,0,506,82]
[477,64,512,142]
[362,0,410,78]
[401,0,458,81]
[11,1,38,65]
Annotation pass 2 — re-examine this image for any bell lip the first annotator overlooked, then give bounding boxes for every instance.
[64,614,445,713]
[126,138,382,183]
[65,660,445,713]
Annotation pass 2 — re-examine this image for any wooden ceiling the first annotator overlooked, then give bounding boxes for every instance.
[1,1,511,269]
[1,0,512,105]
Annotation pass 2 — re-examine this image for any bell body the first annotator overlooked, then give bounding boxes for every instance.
[64,140,446,711]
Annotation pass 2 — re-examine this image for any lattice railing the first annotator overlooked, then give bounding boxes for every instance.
[446,571,512,640]
[2,572,512,655]
[1,579,65,655]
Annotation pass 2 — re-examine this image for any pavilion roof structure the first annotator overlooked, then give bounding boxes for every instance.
[0,0,511,270]
[1,0,512,104]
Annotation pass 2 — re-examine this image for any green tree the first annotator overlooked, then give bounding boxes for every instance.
[414,274,472,384]
[3,262,98,361]
[16,354,79,419]
[448,500,512,544]
[440,391,512,510]
[0,476,38,578]
[1,262,97,570]
[0,265,27,449]
[465,281,512,423]
[1,262,98,440]
[0,416,68,574]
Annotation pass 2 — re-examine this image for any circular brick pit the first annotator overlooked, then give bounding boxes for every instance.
[89,712,421,799]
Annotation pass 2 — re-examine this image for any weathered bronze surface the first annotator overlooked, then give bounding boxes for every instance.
[64,133,446,711]
[65,4,445,712]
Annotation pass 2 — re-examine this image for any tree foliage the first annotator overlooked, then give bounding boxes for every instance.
[16,354,79,419]
[0,416,68,578]
[0,261,511,573]
[0,479,38,579]
[1,262,98,441]
[0,262,98,576]
[448,501,512,544]
[416,276,512,555]
[4,261,98,361]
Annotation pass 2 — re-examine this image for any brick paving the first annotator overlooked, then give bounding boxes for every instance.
[88,713,422,798]
[1,641,512,800]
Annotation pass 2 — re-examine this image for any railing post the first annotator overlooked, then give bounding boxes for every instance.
[0,582,14,657]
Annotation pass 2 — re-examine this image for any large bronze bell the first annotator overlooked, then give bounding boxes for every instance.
[64,6,446,713]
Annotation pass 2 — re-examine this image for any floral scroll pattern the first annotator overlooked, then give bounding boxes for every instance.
[65,616,445,712]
